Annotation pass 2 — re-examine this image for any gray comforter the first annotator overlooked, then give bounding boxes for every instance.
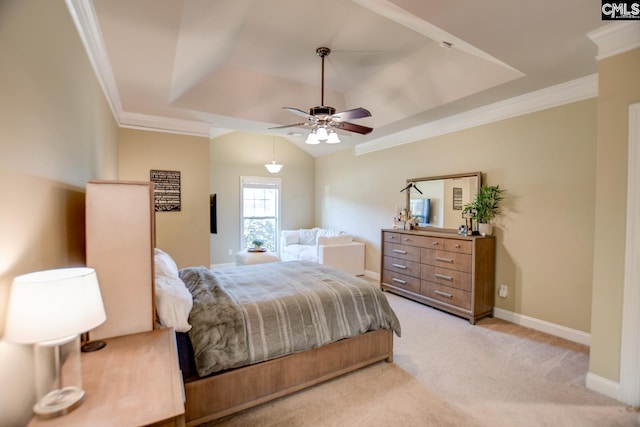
[179,261,401,377]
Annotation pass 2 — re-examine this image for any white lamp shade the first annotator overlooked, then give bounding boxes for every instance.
[4,267,107,344]
[265,161,283,173]
[327,131,341,143]
[316,127,328,141]
[305,132,320,144]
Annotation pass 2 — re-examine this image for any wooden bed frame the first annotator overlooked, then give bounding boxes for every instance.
[88,182,395,425]
[183,327,394,426]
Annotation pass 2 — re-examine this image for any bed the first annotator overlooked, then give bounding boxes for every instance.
[155,252,400,426]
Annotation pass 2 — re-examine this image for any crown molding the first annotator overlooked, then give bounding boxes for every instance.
[65,0,123,123]
[588,22,640,60]
[354,74,598,156]
[119,112,211,137]
[66,0,212,138]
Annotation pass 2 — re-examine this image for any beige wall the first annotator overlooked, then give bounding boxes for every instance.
[316,99,597,333]
[0,1,118,425]
[590,48,640,382]
[118,128,210,268]
[210,132,314,264]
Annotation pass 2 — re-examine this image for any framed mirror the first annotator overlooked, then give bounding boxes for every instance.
[406,172,482,233]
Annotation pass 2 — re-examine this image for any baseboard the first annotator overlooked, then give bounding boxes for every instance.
[364,270,380,281]
[493,307,591,346]
[586,372,621,401]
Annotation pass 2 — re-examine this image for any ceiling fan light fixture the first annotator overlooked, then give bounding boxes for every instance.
[270,47,373,140]
[326,131,340,144]
[316,127,328,141]
[305,132,320,145]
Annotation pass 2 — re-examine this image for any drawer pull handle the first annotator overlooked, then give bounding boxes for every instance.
[392,263,407,269]
[393,249,408,254]
[403,238,410,241]
[455,244,461,248]
[392,278,407,285]
[435,290,453,299]
[388,236,395,239]
[434,273,453,281]
[435,257,453,263]
[432,242,439,246]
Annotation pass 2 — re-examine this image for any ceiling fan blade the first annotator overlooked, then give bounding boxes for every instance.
[331,107,371,121]
[268,122,310,130]
[336,121,373,135]
[283,107,314,120]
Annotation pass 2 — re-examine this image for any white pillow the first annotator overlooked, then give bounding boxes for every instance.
[317,229,344,238]
[282,230,300,246]
[154,248,192,332]
[299,228,318,245]
[155,247,179,277]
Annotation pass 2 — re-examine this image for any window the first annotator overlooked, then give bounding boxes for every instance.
[240,176,281,252]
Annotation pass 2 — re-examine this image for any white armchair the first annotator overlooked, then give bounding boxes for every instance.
[280,228,365,276]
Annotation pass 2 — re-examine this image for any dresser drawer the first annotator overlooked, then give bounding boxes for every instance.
[421,264,472,291]
[421,281,471,310]
[421,248,472,273]
[422,236,445,250]
[384,242,421,262]
[444,239,472,254]
[383,256,421,278]
[382,270,421,294]
[384,232,430,247]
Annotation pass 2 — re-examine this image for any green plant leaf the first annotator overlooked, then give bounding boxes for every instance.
[465,185,504,223]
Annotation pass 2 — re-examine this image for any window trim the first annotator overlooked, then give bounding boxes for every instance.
[239,176,282,252]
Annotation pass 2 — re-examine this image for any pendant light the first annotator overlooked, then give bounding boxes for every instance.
[265,138,283,173]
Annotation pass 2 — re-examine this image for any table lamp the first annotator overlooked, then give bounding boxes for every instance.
[3,267,107,418]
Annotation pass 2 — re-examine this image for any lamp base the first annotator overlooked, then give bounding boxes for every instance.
[33,386,85,419]
[81,340,106,352]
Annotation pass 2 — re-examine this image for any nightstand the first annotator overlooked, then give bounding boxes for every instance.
[28,328,185,427]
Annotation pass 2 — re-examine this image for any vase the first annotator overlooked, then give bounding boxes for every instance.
[478,223,493,236]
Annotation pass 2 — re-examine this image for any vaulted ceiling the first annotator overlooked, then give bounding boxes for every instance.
[72,0,605,156]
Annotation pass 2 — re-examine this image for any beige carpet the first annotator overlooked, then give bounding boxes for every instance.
[201,291,639,426]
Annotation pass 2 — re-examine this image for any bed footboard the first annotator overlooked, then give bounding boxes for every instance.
[184,328,393,426]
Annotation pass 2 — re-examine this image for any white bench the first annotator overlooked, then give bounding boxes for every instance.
[235,250,281,266]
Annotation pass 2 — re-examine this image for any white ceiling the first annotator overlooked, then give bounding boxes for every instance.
[75,0,605,157]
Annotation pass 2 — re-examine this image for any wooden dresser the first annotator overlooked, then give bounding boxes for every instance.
[381,229,495,324]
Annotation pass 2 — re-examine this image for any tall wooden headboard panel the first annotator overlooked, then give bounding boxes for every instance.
[86,180,156,340]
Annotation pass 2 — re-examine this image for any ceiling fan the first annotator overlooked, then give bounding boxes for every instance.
[270,47,373,144]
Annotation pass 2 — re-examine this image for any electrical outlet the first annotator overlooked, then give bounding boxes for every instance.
[228,249,233,256]
[499,284,508,298]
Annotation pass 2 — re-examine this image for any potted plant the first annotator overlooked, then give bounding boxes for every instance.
[462,185,504,236]
[251,239,265,251]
